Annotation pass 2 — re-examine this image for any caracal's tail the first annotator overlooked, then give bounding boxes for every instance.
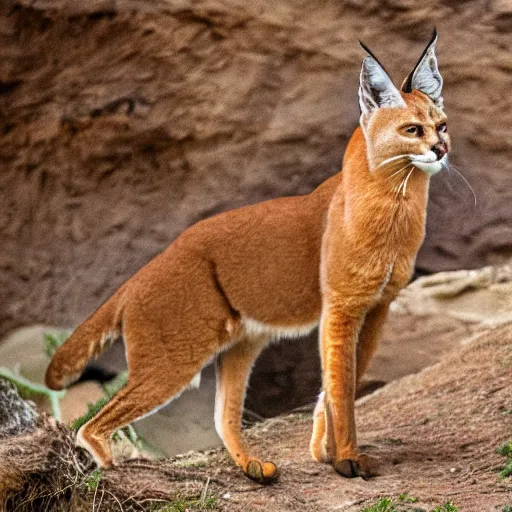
[45,291,124,391]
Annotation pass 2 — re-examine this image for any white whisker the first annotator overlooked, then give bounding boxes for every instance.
[402,167,415,197]
[388,163,412,181]
[377,154,410,169]
[449,165,477,206]
[395,176,407,197]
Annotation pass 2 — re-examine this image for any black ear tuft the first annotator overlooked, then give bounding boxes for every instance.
[403,28,438,93]
[359,41,390,75]
[358,46,406,117]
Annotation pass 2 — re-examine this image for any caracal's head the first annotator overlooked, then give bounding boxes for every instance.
[358,30,450,176]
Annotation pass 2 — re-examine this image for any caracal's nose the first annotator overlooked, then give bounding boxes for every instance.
[431,142,447,160]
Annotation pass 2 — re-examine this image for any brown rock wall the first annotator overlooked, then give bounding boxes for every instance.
[0,0,511,384]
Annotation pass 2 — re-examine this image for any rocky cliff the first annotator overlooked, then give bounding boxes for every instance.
[1,0,511,336]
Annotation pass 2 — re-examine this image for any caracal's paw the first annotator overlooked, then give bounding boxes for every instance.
[243,458,279,484]
[76,426,114,468]
[334,453,377,479]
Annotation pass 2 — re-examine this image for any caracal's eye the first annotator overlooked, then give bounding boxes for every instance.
[437,122,447,133]
[403,125,423,137]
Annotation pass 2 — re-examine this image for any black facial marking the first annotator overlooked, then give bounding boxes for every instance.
[359,40,390,75]
[403,28,438,93]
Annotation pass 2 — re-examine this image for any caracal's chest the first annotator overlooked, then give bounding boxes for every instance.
[380,252,416,303]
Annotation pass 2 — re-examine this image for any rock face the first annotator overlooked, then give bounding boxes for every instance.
[0,378,38,439]
[1,0,512,338]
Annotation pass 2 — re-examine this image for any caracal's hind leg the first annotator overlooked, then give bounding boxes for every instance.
[215,337,278,484]
[77,335,215,467]
[78,268,236,468]
[76,373,185,467]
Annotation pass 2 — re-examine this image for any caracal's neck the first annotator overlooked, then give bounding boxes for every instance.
[336,127,431,251]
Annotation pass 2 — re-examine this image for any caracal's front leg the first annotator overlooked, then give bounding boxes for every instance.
[310,390,330,463]
[317,305,375,478]
[215,337,278,484]
[311,300,391,469]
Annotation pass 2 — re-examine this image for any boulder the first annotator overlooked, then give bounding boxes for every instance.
[0,378,38,439]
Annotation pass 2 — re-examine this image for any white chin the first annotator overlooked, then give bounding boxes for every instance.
[412,155,447,175]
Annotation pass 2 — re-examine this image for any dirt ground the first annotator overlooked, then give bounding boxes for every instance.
[167,324,512,512]
[2,322,510,511]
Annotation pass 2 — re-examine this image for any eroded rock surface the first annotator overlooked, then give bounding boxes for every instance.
[394,263,512,325]
[1,0,511,339]
[0,378,38,439]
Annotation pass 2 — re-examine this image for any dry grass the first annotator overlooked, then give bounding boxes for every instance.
[0,417,221,512]
[0,418,93,511]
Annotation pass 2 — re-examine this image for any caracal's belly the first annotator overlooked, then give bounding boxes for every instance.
[240,315,319,341]
[212,222,323,329]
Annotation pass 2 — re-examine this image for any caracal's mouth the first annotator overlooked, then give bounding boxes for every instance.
[410,151,448,175]
[377,152,449,175]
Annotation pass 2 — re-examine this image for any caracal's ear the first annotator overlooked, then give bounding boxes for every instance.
[402,29,444,109]
[358,42,406,124]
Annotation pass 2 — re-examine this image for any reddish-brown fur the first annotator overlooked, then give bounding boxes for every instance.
[46,47,449,483]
